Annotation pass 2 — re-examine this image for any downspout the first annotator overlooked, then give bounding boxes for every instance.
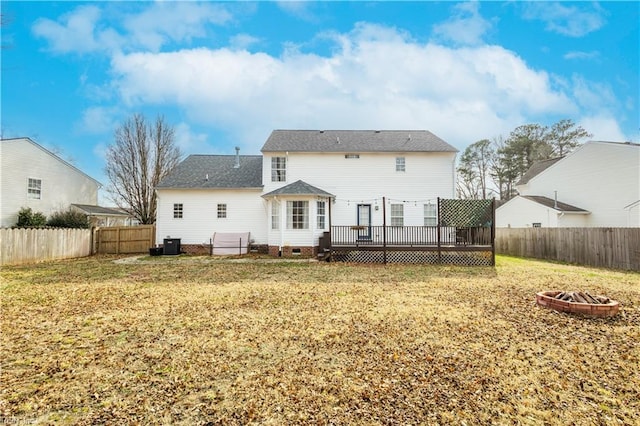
[451,153,457,198]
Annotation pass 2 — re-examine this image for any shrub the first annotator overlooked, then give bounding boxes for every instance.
[47,208,90,229]
[16,207,47,227]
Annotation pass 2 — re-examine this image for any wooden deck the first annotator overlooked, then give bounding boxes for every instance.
[321,225,495,265]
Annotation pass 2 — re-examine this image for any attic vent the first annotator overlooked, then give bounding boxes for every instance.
[319,130,324,133]
[408,134,411,141]
[375,130,381,133]
[345,154,360,159]
[336,136,340,143]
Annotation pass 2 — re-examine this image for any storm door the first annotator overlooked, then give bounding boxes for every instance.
[357,204,372,240]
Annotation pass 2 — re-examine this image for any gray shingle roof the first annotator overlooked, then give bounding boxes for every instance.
[72,204,130,216]
[262,180,334,198]
[261,130,458,153]
[156,155,263,189]
[523,196,588,213]
[517,157,563,185]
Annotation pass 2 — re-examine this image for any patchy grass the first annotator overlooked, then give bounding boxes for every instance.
[1,255,638,425]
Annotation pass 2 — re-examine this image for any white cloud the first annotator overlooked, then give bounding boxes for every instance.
[123,2,232,51]
[32,5,104,53]
[432,2,494,46]
[578,116,630,143]
[173,122,212,153]
[78,106,120,134]
[32,2,232,54]
[229,33,261,51]
[522,2,606,37]
[563,51,600,61]
[108,23,579,152]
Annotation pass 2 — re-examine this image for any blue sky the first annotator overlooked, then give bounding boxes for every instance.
[1,1,638,201]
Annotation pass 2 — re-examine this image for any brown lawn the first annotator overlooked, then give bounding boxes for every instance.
[1,255,638,425]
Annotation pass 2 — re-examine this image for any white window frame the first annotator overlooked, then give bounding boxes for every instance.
[173,203,183,219]
[271,157,287,182]
[396,157,406,172]
[424,203,437,226]
[271,200,280,230]
[287,200,309,230]
[317,201,326,229]
[27,178,42,199]
[390,204,404,226]
[217,203,227,219]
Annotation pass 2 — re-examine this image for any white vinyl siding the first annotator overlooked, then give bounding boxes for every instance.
[0,138,99,227]
[390,204,404,226]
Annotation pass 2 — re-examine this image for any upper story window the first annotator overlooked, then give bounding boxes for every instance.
[271,157,286,182]
[217,203,227,219]
[424,203,437,226]
[390,204,404,226]
[396,157,406,172]
[287,200,309,229]
[173,203,183,219]
[28,178,42,199]
[317,201,326,229]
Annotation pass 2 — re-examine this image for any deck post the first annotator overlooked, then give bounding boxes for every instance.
[328,197,333,261]
[437,197,442,264]
[382,196,387,264]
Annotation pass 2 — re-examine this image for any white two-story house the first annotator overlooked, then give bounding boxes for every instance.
[0,137,101,227]
[155,130,458,256]
[496,141,640,228]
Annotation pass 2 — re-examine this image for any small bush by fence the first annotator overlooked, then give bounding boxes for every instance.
[0,228,92,266]
[495,228,640,271]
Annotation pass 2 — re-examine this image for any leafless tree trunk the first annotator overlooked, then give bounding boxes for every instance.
[105,114,182,224]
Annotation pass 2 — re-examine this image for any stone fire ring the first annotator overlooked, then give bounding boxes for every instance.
[536,291,620,317]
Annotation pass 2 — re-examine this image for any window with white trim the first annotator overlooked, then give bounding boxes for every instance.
[317,201,326,229]
[271,201,280,230]
[424,203,437,226]
[271,157,286,182]
[396,157,406,172]
[287,200,309,229]
[173,203,183,219]
[27,178,42,199]
[390,204,404,226]
[217,203,227,218]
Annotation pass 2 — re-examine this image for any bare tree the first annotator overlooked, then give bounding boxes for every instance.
[105,114,182,224]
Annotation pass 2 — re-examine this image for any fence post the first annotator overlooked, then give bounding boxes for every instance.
[437,197,442,264]
[491,198,496,266]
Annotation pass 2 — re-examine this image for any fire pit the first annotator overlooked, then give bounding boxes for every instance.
[536,291,619,317]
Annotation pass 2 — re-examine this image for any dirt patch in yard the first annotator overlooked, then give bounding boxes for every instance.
[1,255,638,424]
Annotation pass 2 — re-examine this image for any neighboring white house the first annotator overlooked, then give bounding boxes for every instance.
[0,137,102,227]
[155,130,458,256]
[496,141,640,228]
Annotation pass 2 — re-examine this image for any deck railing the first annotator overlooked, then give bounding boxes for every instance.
[330,225,492,247]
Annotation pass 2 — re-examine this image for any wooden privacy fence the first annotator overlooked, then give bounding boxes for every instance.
[495,228,640,271]
[94,225,155,254]
[0,228,92,266]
